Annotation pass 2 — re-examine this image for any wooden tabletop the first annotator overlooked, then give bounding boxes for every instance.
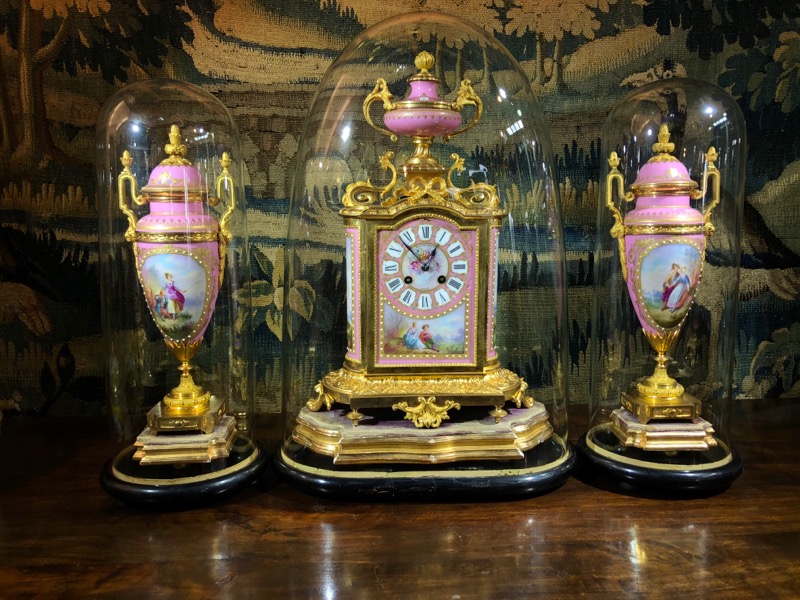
[1,400,798,598]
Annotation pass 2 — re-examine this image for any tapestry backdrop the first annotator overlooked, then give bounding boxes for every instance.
[1,0,799,418]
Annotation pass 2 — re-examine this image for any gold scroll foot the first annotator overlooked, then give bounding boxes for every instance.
[307,382,335,412]
[392,396,461,429]
[512,380,534,409]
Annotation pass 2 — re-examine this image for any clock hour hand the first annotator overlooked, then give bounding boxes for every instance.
[422,244,439,272]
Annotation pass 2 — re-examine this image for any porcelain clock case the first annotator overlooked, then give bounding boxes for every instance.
[306,169,544,433]
[344,206,501,376]
[376,216,477,366]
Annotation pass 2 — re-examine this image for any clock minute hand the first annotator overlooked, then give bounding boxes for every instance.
[401,239,422,262]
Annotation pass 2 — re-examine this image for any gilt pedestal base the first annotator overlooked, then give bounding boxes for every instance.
[276,405,574,500]
[101,433,267,507]
[133,414,238,464]
[578,423,742,493]
[609,408,716,452]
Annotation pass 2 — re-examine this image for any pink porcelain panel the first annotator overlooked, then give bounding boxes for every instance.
[345,228,361,362]
[375,217,476,367]
[634,160,691,186]
[137,201,217,232]
[384,109,461,138]
[486,227,498,361]
[407,80,440,101]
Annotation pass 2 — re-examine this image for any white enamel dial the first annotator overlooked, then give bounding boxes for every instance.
[380,218,472,314]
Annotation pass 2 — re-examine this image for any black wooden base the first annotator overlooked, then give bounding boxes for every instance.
[100,436,268,508]
[578,426,743,493]
[275,437,576,501]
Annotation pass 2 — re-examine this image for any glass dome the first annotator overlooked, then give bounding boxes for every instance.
[95,79,267,505]
[580,78,746,491]
[276,11,574,499]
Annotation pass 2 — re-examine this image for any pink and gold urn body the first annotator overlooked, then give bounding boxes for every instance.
[363,51,482,180]
[606,125,721,450]
[118,125,236,435]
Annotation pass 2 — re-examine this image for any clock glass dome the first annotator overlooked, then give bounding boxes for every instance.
[278,11,573,498]
[95,79,267,505]
[580,78,746,491]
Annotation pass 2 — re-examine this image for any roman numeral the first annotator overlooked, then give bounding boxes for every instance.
[447,277,464,292]
[418,294,432,310]
[447,241,464,257]
[434,228,451,245]
[452,260,468,274]
[382,261,399,274]
[387,278,403,292]
[400,289,416,306]
[435,289,451,305]
[386,242,404,258]
[400,229,415,245]
[419,224,432,240]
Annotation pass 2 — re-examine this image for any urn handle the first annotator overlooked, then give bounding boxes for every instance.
[213,152,236,287]
[444,79,483,142]
[117,150,146,243]
[697,147,721,234]
[363,78,398,141]
[215,152,236,244]
[605,151,635,281]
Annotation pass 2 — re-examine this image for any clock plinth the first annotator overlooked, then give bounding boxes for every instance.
[292,403,552,464]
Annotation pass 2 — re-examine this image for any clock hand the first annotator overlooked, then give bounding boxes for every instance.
[400,239,423,262]
[422,244,439,271]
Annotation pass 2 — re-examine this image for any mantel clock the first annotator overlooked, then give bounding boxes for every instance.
[277,12,574,499]
[307,51,539,432]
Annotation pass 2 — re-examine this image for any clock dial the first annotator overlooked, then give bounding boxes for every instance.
[380,218,473,314]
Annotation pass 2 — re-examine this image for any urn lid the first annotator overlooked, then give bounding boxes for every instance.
[141,125,205,197]
[391,51,455,111]
[630,124,698,195]
[407,50,439,85]
[394,51,451,107]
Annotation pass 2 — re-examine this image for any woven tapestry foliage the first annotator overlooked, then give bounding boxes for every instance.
[1,0,799,417]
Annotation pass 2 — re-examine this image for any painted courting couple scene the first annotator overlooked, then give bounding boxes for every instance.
[383,305,467,356]
[641,244,701,329]
[401,322,439,352]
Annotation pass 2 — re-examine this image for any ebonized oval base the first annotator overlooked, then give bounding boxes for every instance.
[578,425,743,493]
[275,438,575,501]
[100,436,268,508]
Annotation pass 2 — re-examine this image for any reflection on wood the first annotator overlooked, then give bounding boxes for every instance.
[0,401,798,597]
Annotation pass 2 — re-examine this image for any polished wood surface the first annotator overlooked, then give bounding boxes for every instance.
[1,400,798,598]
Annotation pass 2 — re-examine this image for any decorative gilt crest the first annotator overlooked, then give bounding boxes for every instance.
[307,382,335,412]
[649,123,676,161]
[341,152,504,218]
[345,50,502,219]
[392,396,461,428]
